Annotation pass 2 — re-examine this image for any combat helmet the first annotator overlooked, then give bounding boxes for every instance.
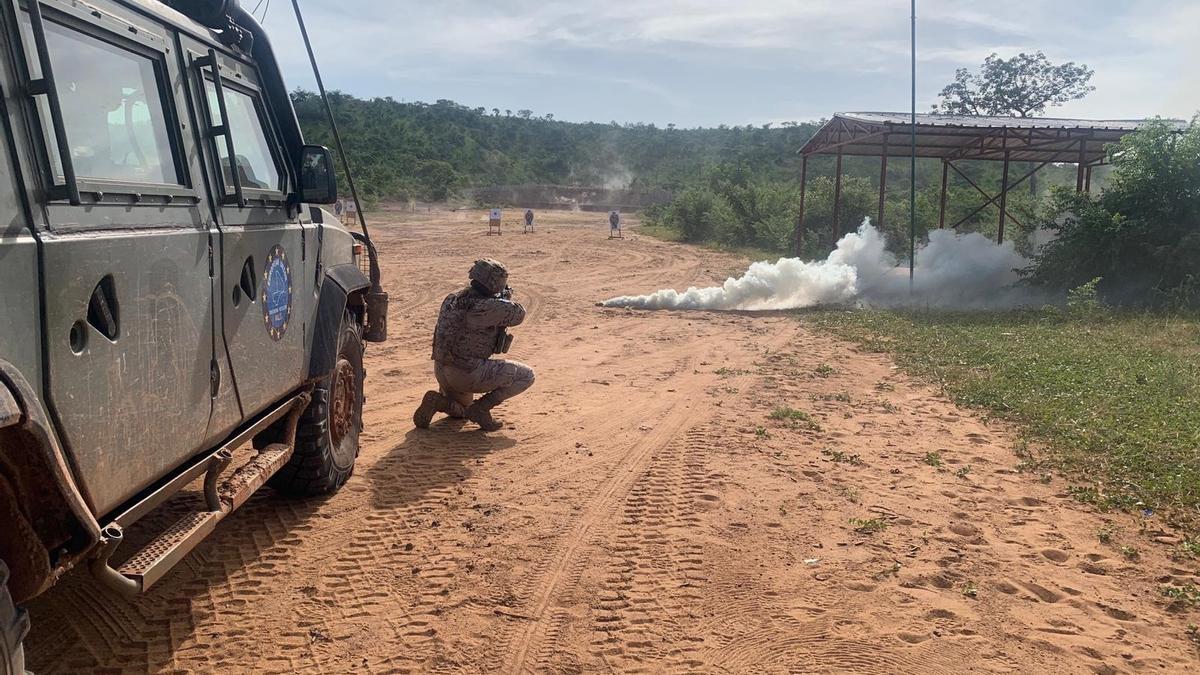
[469,258,509,295]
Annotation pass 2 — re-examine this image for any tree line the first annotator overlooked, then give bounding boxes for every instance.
[291,90,818,203]
[295,51,1198,306]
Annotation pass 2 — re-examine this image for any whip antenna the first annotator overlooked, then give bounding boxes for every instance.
[288,0,367,247]
[289,0,387,342]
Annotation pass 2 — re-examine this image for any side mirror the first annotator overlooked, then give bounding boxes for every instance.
[299,144,337,204]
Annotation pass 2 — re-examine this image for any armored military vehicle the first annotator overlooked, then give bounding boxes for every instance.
[0,1,387,670]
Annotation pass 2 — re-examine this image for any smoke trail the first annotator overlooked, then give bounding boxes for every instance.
[602,220,1043,311]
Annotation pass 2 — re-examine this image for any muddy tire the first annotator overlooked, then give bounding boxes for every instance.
[270,310,364,496]
[0,562,28,675]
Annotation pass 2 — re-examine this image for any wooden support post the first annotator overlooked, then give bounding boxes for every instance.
[1085,165,1093,193]
[998,150,1011,244]
[938,160,949,229]
[832,149,843,242]
[794,154,808,257]
[877,135,889,228]
[1076,138,1087,192]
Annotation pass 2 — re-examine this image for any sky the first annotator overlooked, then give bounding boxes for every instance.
[258,0,1199,128]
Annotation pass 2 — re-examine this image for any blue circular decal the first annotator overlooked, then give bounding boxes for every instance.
[262,244,292,341]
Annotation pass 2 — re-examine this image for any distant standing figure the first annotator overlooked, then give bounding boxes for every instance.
[524,209,534,232]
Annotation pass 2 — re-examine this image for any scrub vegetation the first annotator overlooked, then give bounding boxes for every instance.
[806,305,1200,526]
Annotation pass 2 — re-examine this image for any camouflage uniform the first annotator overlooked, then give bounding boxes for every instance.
[414,259,535,431]
[431,288,534,414]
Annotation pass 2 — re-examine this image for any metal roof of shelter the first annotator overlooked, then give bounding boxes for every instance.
[800,112,1182,164]
[791,113,1186,254]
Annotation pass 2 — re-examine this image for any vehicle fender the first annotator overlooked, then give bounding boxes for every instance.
[0,363,101,602]
[307,264,370,380]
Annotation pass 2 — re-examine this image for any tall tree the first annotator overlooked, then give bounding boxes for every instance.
[933,51,1095,197]
[933,51,1094,118]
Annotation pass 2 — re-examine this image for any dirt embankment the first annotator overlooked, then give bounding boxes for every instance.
[25,210,1200,673]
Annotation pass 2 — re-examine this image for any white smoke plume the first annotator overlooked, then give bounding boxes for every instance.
[602,220,1044,311]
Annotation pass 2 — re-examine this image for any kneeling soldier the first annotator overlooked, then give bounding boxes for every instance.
[413,259,535,431]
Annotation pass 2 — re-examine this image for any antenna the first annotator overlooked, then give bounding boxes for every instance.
[288,0,387,341]
[289,0,379,289]
[909,0,917,290]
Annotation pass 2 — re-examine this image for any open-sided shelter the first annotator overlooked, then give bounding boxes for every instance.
[794,113,1175,255]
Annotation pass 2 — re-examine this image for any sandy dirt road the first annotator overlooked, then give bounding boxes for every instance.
[25,209,1200,673]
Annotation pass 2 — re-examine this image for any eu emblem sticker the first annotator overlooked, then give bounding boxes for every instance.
[262,244,292,341]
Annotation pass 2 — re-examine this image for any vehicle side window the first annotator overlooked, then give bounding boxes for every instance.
[204,80,283,193]
[19,15,179,185]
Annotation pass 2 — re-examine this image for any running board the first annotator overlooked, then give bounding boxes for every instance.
[90,393,309,598]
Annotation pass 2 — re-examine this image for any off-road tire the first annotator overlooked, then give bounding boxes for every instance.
[0,561,29,675]
[269,310,364,496]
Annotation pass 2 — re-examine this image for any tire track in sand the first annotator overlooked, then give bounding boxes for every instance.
[498,398,701,674]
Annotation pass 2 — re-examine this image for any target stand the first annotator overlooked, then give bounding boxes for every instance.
[523,220,534,234]
[487,208,502,236]
[607,210,623,239]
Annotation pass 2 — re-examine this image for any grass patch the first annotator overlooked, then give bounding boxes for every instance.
[1178,539,1200,559]
[849,517,889,534]
[634,222,779,261]
[634,222,685,242]
[805,308,1200,525]
[769,406,822,431]
[821,448,865,466]
[1162,584,1200,606]
[770,406,814,421]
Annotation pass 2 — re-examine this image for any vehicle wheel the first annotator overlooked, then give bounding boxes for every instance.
[0,561,29,675]
[270,310,364,496]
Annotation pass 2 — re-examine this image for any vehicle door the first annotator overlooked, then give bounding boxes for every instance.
[178,34,316,428]
[7,0,216,516]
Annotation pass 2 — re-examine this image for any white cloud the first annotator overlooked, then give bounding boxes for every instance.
[267,0,1194,125]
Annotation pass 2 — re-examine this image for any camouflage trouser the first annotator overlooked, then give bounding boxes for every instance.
[434,359,535,417]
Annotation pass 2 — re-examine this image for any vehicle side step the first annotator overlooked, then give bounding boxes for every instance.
[116,511,219,591]
[91,394,309,598]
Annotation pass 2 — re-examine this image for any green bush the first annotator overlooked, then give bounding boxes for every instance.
[1026,118,1200,307]
[1066,277,1106,319]
[668,187,721,242]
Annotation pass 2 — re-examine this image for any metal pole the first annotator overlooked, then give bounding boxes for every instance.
[1075,138,1087,192]
[795,154,808,257]
[938,160,948,228]
[288,0,367,241]
[998,149,1011,244]
[909,0,917,287]
[878,134,889,228]
[832,149,844,242]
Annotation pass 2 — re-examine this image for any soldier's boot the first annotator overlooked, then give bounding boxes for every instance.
[413,391,451,429]
[464,393,504,432]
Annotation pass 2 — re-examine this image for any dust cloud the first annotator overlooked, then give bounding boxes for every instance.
[602,220,1045,311]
